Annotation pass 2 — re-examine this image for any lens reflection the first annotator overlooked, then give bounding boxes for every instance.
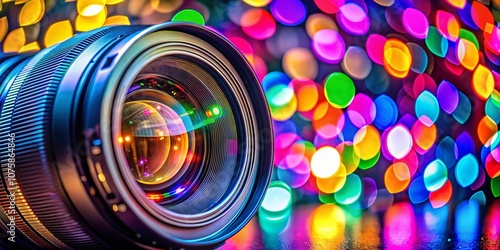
[121,85,196,186]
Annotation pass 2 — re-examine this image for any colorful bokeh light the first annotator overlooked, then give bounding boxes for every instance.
[2,0,500,227]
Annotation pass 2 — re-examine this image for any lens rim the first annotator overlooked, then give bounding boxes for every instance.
[91,23,273,245]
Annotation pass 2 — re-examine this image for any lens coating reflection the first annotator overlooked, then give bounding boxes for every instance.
[121,76,204,197]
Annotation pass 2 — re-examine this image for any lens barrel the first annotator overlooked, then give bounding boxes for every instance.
[0,23,273,249]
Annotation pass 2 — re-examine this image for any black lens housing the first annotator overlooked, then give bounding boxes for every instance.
[0,23,273,249]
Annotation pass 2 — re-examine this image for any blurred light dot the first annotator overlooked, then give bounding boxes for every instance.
[366,34,387,65]
[241,9,276,40]
[0,17,7,42]
[270,0,306,26]
[475,164,488,189]
[402,8,429,39]
[314,0,344,14]
[267,88,297,121]
[19,41,40,53]
[106,0,124,4]
[374,0,394,7]
[311,146,341,178]
[338,143,360,174]
[262,71,290,92]
[311,204,345,240]
[486,152,500,178]
[415,90,440,126]
[77,0,105,17]
[429,180,452,208]
[295,79,319,112]
[459,29,479,49]
[478,116,497,145]
[437,80,459,114]
[413,74,436,98]
[243,0,272,7]
[472,64,494,100]
[266,84,294,107]
[385,163,411,193]
[150,0,183,13]
[407,42,428,74]
[19,0,44,26]
[313,102,345,139]
[452,92,471,124]
[342,46,372,80]
[457,38,479,70]
[104,15,131,26]
[408,176,429,204]
[383,39,412,78]
[283,48,318,80]
[172,9,205,25]
[470,191,486,205]
[455,131,475,159]
[471,1,494,31]
[305,13,338,38]
[75,6,107,32]
[347,94,376,128]
[486,96,500,123]
[353,125,381,160]
[316,163,347,193]
[261,181,292,213]
[44,20,73,47]
[395,149,419,176]
[277,156,310,188]
[358,151,380,170]
[386,124,412,159]
[435,10,460,42]
[484,27,500,56]
[426,26,449,57]
[3,28,25,53]
[445,0,466,8]
[424,159,448,192]
[492,176,500,197]
[455,154,479,187]
[324,72,355,109]
[337,3,369,35]
[312,29,345,64]
[334,174,362,205]
[274,133,301,166]
[412,120,436,152]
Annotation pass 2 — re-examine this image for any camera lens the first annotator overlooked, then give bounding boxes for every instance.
[0,23,273,249]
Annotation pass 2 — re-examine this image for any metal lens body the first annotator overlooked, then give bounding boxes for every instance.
[0,23,273,249]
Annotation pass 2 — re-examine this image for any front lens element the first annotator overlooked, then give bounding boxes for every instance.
[121,82,197,186]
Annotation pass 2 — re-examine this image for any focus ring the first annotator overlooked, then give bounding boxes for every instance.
[2,27,124,248]
[0,55,57,249]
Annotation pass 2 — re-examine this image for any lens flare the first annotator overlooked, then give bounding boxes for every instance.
[311,146,341,178]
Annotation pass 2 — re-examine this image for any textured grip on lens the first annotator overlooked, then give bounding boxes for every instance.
[0,26,133,248]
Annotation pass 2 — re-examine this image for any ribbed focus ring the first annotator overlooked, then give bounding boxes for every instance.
[1,26,126,248]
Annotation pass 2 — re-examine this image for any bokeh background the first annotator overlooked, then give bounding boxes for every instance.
[1,0,500,248]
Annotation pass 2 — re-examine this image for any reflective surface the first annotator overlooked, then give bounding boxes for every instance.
[122,80,198,186]
[224,201,500,249]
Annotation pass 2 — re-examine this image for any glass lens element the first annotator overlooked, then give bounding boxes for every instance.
[121,82,197,186]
